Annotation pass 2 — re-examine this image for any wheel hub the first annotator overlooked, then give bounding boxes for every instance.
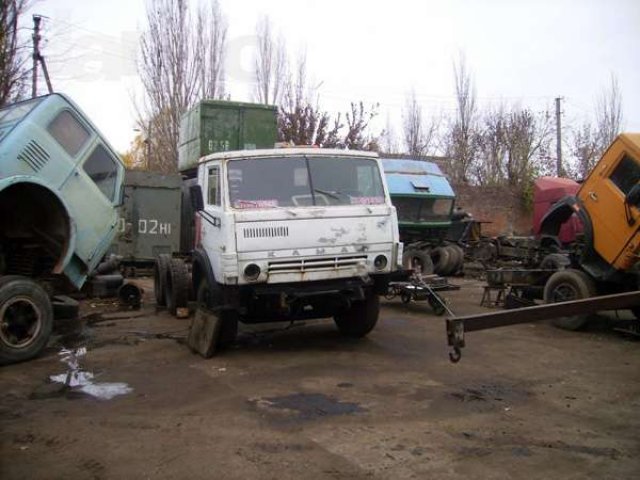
[552,283,579,303]
[0,295,42,349]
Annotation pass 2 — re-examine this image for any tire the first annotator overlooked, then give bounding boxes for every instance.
[540,253,570,271]
[402,250,434,275]
[154,254,171,306]
[196,278,237,349]
[0,277,53,365]
[544,269,596,330]
[334,289,379,338]
[431,247,454,276]
[166,258,189,316]
[444,245,464,275]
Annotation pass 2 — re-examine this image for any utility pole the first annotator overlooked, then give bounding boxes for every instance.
[555,96,563,176]
[31,15,53,98]
[31,15,42,98]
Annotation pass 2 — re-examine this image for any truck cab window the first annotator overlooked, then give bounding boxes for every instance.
[208,166,221,205]
[83,144,118,202]
[393,197,421,222]
[47,110,91,156]
[609,154,640,196]
[419,198,454,222]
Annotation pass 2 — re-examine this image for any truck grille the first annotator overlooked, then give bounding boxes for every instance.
[243,226,289,239]
[18,140,50,172]
[268,255,367,273]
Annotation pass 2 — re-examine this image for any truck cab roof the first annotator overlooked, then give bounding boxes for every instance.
[381,158,454,198]
[199,148,379,164]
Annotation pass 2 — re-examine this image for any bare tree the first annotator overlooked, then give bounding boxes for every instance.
[275,48,380,150]
[341,101,379,150]
[402,90,440,156]
[445,54,480,183]
[253,16,287,105]
[402,90,424,156]
[196,1,228,100]
[137,0,227,172]
[475,105,508,186]
[278,54,337,146]
[596,73,624,149]
[473,105,554,196]
[502,108,554,188]
[380,114,400,154]
[569,121,599,179]
[0,0,30,107]
[566,75,624,179]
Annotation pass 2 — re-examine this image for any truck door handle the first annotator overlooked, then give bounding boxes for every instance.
[588,191,598,201]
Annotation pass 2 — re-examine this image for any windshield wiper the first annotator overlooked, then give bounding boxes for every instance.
[313,188,341,200]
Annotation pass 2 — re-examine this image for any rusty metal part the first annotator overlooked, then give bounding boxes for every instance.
[446,290,640,362]
[485,269,554,287]
[387,272,459,315]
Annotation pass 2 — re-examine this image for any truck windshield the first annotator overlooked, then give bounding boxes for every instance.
[228,155,386,208]
[393,197,453,223]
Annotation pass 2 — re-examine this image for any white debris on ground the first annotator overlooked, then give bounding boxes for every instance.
[49,347,133,400]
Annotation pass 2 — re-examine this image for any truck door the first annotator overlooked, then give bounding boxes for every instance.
[62,141,123,267]
[200,161,226,276]
[48,108,123,269]
[578,137,640,269]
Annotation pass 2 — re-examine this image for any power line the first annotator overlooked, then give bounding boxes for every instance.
[44,16,139,48]
[47,37,137,63]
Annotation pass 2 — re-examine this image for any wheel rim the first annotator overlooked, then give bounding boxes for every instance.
[410,256,424,273]
[551,283,579,303]
[0,296,43,349]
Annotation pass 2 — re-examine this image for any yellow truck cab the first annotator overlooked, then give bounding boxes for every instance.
[576,133,640,272]
[540,133,640,282]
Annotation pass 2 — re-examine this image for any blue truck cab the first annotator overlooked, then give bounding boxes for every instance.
[0,94,125,364]
[0,94,125,288]
[382,158,462,276]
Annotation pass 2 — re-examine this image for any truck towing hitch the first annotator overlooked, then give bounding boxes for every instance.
[445,290,640,363]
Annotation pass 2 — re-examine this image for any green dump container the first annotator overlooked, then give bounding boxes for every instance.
[178,100,278,175]
[109,170,182,263]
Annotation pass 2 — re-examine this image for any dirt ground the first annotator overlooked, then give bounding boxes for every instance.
[1,277,639,479]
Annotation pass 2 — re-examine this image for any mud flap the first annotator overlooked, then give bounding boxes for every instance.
[187,308,221,358]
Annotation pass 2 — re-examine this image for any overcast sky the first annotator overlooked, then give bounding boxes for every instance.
[29,0,640,154]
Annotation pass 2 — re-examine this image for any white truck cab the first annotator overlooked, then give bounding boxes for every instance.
[189,147,401,342]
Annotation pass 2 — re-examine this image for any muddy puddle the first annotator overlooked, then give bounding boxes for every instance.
[250,392,365,422]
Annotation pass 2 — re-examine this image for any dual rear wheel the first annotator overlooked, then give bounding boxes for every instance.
[402,244,465,277]
[154,255,189,315]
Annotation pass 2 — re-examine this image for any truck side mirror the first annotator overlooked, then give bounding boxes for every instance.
[626,183,640,208]
[190,185,204,211]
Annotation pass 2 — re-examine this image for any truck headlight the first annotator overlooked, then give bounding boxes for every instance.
[243,263,261,281]
[374,255,388,271]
